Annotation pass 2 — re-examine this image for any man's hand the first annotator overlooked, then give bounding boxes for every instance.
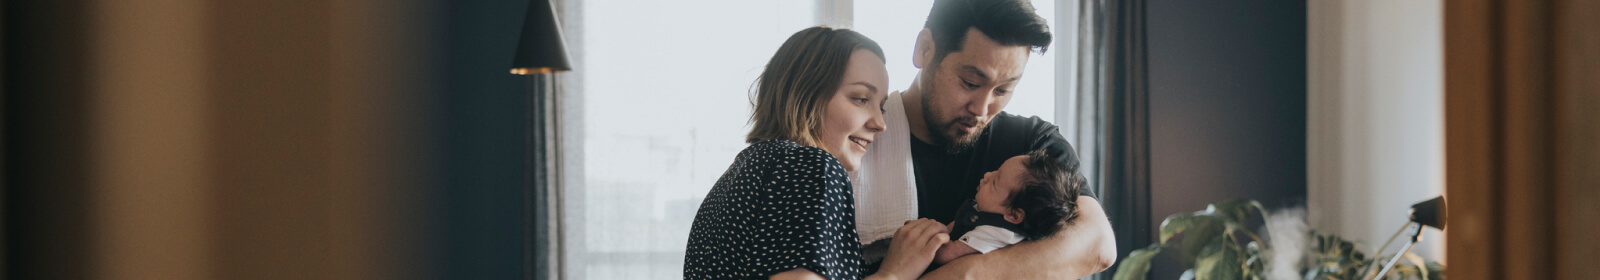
[922,197,1116,279]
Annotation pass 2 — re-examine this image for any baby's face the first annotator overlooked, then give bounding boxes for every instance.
[975,155,1030,214]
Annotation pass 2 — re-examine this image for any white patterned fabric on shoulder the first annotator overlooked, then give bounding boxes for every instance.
[684,140,864,280]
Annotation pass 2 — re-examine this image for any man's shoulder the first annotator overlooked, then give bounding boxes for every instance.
[990,112,1062,140]
[984,112,1077,167]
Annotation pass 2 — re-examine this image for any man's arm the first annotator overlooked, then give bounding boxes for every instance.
[921,196,1116,279]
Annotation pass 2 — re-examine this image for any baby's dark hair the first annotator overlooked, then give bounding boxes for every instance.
[1009,149,1082,241]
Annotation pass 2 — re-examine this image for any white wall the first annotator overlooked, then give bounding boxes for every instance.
[1307,0,1445,261]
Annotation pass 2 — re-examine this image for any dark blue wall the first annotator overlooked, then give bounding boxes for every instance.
[434,0,532,278]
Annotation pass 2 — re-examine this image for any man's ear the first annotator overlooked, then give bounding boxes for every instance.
[1005,208,1025,224]
[913,28,935,69]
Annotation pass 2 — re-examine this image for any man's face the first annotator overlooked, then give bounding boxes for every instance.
[920,28,1031,152]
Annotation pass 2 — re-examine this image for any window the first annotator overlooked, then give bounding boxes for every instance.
[564,1,1062,278]
[572,1,815,278]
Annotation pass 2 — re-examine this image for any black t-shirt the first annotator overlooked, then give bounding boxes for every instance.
[911,112,1095,224]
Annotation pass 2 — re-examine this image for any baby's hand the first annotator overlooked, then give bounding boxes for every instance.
[933,240,979,265]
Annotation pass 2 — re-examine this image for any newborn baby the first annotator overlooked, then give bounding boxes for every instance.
[933,150,1082,265]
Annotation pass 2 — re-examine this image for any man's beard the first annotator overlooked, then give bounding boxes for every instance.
[921,91,988,154]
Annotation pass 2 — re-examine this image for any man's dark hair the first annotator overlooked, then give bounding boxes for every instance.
[923,0,1052,62]
[1009,149,1082,241]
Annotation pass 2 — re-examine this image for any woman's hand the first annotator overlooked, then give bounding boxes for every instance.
[868,218,950,280]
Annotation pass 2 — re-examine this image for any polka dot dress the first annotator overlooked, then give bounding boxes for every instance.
[684,140,864,280]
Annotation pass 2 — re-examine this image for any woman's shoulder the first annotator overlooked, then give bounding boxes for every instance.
[739,140,842,171]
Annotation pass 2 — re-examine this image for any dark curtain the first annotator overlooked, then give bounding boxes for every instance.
[527,74,555,280]
[1075,0,1150,278]
[526,68,568,280]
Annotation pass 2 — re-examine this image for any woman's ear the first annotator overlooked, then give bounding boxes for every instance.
[913,28,934,69]
[1005,208,1025,224]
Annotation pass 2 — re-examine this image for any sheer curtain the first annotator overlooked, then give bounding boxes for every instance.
[555,1,1068,279]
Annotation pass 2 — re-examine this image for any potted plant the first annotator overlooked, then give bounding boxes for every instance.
[1112,199,1444,280]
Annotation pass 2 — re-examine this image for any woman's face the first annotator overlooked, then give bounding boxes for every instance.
[818,49,890,172]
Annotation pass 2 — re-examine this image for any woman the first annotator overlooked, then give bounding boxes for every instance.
[684,27,950,280]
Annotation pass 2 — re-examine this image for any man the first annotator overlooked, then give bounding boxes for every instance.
[851,0,1117,278]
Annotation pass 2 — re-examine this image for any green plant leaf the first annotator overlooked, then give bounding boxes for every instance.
[1159,212,1202,244]
[1194,243,1241,280]
[1309,232,1368,279]
[1403,252,1429,280]
[1113,244,1162,280]
[1396,263,1420,279]
[1302,270,1324,280]
[1178,215,1227,267]
[1209,199,1266,224]
[1150,199,1445,280]
[1425,262,1445,280]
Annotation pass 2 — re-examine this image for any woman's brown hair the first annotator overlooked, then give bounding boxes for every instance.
[746,26,886,149]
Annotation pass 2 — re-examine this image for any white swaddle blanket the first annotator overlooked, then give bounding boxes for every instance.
[848,91,919,251]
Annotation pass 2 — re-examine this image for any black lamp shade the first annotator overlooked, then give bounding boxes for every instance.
[511,0,571,75]
[1410,196,1446,230]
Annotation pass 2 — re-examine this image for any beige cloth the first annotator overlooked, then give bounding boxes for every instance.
[848,91,919,250]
